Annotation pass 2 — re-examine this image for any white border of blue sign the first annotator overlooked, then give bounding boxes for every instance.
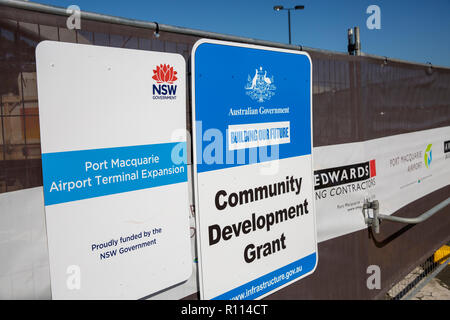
[191,39,318,300]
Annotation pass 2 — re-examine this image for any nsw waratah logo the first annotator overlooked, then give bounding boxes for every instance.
[424,144,432,168]
[245,66,276,102]
[152,64,178,100]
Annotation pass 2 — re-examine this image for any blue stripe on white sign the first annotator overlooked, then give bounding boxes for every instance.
[42,142,187,206]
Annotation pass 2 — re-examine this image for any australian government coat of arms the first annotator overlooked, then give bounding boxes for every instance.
[245,66,276,102]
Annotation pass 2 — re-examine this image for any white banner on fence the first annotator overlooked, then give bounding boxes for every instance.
[314,126,450,242]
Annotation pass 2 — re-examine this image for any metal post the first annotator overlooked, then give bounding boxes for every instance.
[378,198,450,224]
[347,28,355,55]
[372,200,380,234]
[364,197,450,234]
[354,26,361,56]
[288,9,292,45]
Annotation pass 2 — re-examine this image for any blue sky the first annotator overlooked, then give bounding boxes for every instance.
[35,0,450,67]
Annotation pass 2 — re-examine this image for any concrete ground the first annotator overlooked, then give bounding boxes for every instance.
[411,264,450,300]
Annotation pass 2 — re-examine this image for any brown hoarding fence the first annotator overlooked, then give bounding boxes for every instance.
[0,2,449,299]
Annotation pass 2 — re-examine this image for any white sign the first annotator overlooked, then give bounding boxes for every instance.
[36,41,192,299]
[192,39,318,300]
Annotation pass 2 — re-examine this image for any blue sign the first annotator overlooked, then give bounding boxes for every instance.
[192,40,317,300]
[193,42,312,172]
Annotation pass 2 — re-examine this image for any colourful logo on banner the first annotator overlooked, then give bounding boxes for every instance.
[245,66,276,102]
[152,64,178,99]
[314,159,376,190]
[424,144,432,168]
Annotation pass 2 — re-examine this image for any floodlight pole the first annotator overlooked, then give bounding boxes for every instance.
[274,5,304,45]
[287,9,292,45]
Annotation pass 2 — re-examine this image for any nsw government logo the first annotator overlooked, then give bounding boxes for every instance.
[245,66,276,102]
[152,64,178,100]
